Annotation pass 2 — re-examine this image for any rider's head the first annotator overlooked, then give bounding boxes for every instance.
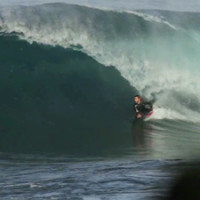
[134,95,141,104]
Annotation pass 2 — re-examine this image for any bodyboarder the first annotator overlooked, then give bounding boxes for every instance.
[134,95,153,119]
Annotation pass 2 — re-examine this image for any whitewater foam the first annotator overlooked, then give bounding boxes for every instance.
[148,107,198,122]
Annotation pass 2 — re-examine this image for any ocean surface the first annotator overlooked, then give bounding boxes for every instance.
[0,1,200,199]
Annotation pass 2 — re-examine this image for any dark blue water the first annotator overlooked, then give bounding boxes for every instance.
[0,154,185,200]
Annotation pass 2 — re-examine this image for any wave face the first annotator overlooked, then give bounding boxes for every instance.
[0,34,136,154]
[0,3,200,154]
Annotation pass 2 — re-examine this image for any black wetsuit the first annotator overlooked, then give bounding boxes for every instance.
[134,100,153,119]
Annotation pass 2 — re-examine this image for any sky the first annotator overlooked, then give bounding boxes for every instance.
[0,0,200,12]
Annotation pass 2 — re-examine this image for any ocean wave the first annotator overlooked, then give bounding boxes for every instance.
[0,3,200,121]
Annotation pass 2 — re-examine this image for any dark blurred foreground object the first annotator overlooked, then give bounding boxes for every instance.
[167,168,200,200]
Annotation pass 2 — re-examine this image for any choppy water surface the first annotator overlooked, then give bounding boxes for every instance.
[0,154,186,200]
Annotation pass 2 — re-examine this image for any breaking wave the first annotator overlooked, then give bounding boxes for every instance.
[0,3,200,154]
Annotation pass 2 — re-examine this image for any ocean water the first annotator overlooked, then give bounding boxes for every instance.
[0,1,200,199]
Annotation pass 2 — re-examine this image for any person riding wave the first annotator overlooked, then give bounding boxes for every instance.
[134,95,153,119]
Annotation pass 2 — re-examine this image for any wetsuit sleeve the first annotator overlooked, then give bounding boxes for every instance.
[134,104,139,113]
[143,102,152,111]
[142,102,153,115]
